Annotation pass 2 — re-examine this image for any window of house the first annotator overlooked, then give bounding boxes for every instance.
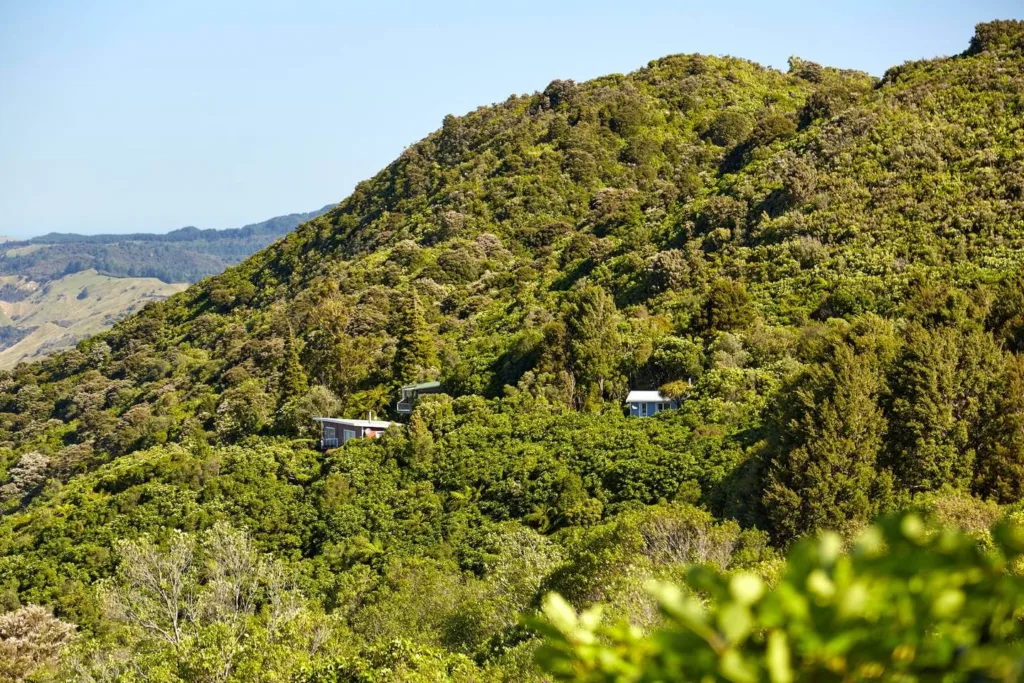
[324,426,336,439]
[343,429,356,443]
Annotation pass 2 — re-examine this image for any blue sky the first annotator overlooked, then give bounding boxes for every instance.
[0,1,1020,238]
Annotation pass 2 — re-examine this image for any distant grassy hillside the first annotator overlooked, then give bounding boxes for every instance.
[0,206,334,367]
[0,270,187,369]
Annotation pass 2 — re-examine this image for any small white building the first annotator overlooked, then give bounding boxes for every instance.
[625,390,677,417]
[314,417,394,449]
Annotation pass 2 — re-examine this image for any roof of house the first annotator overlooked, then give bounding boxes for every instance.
[401,381,442,391]
[313,417,395,429]
[625,390,671,403]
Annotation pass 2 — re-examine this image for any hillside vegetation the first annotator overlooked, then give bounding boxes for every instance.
[2,21,1024,681]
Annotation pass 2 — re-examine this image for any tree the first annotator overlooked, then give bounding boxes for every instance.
[437,114,470,165]
[278,323,308,409]
[0,451,49,505]
[885,325,1001,494]
[97,523,309,682]
[648,336,702,385]
[704,279,756,332]
[762,342,889,544]
[968,19,1024,55]
[215,379,274,441]
[705,109,754,147]
[278,385,343,438]
[987,273,1024,352]
[562,285,622,408]
[99,530,200,649]
[392,292,438,384]
[974,355,1024,502]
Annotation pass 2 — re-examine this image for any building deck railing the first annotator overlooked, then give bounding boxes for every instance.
[396,399,414,414]
[321,437,339,449]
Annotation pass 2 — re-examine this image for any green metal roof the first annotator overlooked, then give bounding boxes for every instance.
[402,381,441,391]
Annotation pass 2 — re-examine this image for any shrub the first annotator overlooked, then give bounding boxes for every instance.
[705,110,754,148]
[704,279,756,332]
[0,605,76,682]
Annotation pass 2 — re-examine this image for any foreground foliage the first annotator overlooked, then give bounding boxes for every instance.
[537,513,1024,682]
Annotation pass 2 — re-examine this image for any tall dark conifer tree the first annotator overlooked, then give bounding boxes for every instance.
[278,324,308,408]
[762,342,889,543]
[392,292,437,384]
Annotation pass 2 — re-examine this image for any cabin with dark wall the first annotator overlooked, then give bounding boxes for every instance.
[314,417,394,449]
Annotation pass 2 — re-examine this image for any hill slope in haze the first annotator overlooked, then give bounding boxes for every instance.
[2,21,1024,681]
[0,270,188,369]
[0,204,335,284]
[0,205,333,368]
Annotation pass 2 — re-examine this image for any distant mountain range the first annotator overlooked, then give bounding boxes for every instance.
[0,205,335,284]
[0,204,334,367]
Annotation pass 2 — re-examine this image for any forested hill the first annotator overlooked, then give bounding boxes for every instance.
[3,21,1024,680]
[0,204,335,284]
